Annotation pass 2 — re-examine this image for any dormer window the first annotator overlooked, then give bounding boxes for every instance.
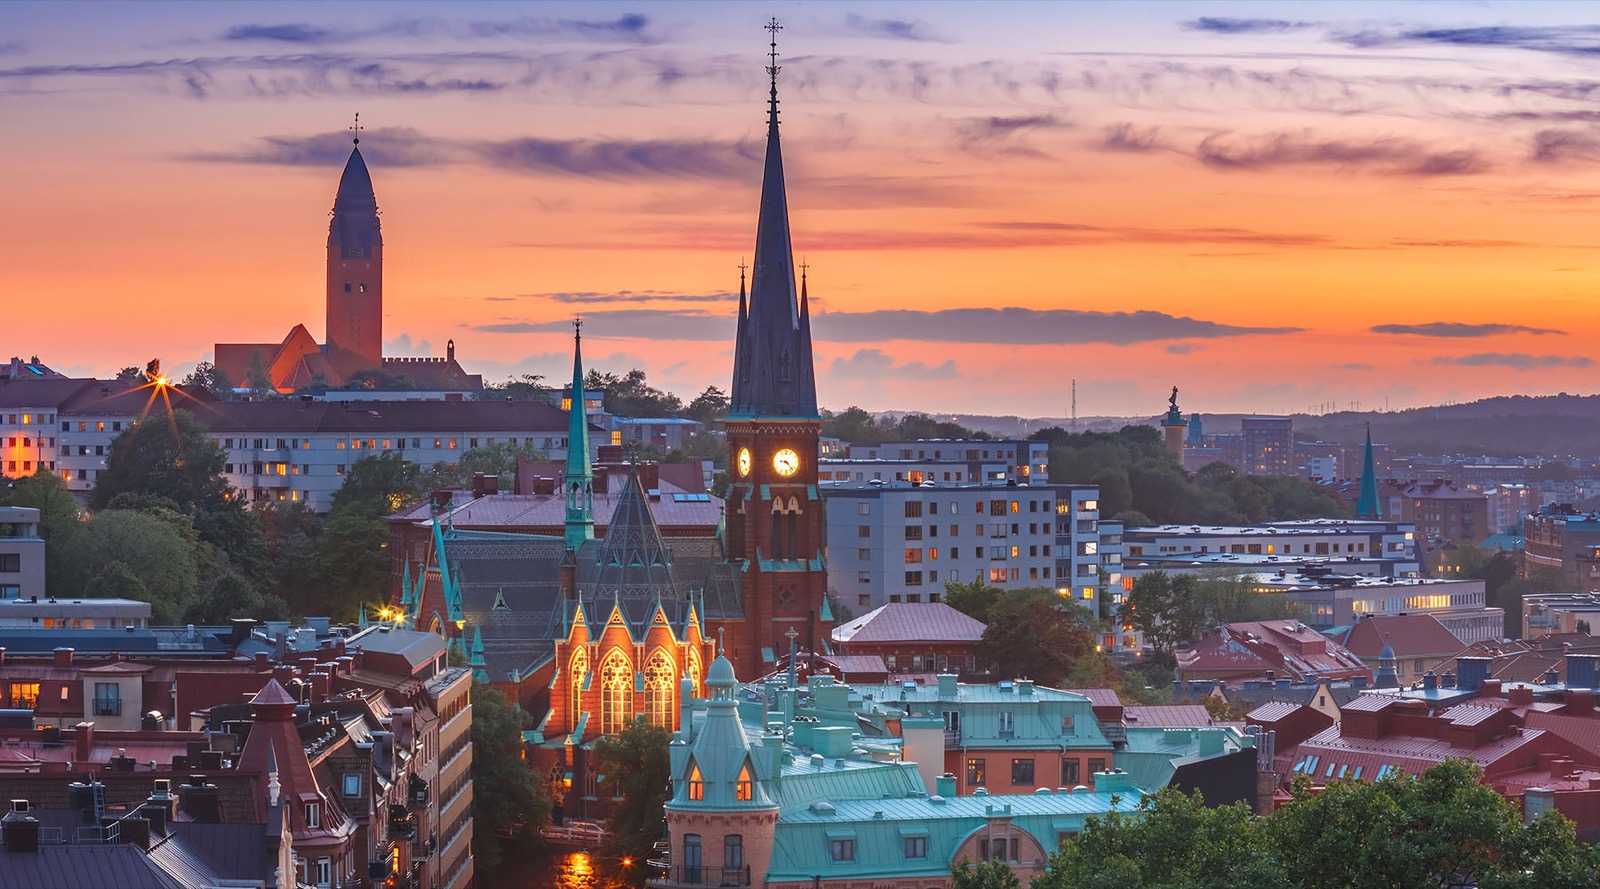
[305,802,320,829]
[687,764,704,801]
[736,764,753,801]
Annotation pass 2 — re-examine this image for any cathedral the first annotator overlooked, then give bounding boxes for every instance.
[390,29,829,816]
[213,130,480,392]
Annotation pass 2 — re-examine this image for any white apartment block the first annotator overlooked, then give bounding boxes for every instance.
[1123,519,1418,568]
[822,439,1049,485]
[823,480,1112,616]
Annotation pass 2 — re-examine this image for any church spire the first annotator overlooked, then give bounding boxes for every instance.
[729,18,818,420]
[565,319,595,549]
[1356,424,1382,518]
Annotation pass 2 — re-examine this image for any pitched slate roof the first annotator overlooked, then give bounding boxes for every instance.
[0,844,186,889]
[832,602,986,645]
[1338,614,1464,659]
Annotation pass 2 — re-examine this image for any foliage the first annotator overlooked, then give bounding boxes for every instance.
[1123,570,1299,666]
[471,683,549,881]
[475,373,553,403]
[73,509,201,624]
[950,858,1022,889]
[182,571,288,624]
[338,368,415,390]
[2,469,83,594]
[1014,760,1598,889]
[252,501,323,614]
[1035,788,1282,889]
[821,406,884,442]
[982,595,1112,687]
[430,441,549,489]
[243,351,276,399]
[1493,566,1568,639]
[592,718,674,887]
[92,409,231,513]
[313,510,390,622]
[820,406,990,442]
[683,385,729,424]
[329,452,426,518]
[585,368,683,418]
[115,365,147,385]
[180,361,235,398]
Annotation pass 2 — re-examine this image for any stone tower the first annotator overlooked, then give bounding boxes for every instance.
[325,138,384,378]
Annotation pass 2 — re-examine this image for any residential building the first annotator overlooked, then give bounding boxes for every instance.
[830,602,988,679]
[1241,416,1294,475]
[1524,505,1600,586]
[821,439,1049,485]
[1176,621,1371,685]
[0,378,75,480]
[1392,479,1489,572]
[0,596,149,630]
[1487,483,1540,535]
[0,506,45,599]
[1523,593,1600,638]
[1121,518,1420,584]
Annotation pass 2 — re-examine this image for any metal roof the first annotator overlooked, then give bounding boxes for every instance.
[832,602,986,645]
[0,843,186,889]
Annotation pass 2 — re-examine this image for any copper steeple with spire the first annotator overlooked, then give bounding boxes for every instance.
[565,318,595,549]
[729,17,818,420]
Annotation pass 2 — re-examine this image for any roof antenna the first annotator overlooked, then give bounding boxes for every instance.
[349,112,363,146]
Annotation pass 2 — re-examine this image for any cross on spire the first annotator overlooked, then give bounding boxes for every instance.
[765,17,782,126]
[573,315,583,335]
[349,112,363,145]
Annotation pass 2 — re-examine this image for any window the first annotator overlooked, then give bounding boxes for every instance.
[966,757,986,786]
[643,649,675,728]
[1061,714,1074,731]
[93,682,120,716]
[904,501,923,518]
[569,648,588,725]
[725,834,743,869]
[857,548,870,560]
[683,835,702,881]
[904,525,923,540]
[0,554,19,573]
[857,502,871,515]
[904,835,927,859]
[857,571,870,584]
[5,682,38,709]
[687,764,704,801]
[1061,758,1080,786]
[736,765,753,801]
[343,774,361,797]
[998,710,1013,735]
[858,525,871,539]
[904,549,923,564]
[1011,758,1035,785]
[904,571,923,586]
[305,802,320,829]
[600,649,632,734]
[830,838,855,862]
[315,857,331,888]
[1089,758,1107,776]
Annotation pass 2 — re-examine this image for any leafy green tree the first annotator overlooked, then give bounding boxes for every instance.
[592,718,673,888]
[981,595,1111,687]
[92,409,230,513]
[684,385,729,424]
[115,365,147,385]
[585,368,683,418]
[243,351,276,399]
[2,469,83,594]
[474,373,553,403]
[180,361,234,398]
[253,501,323,614]
[1123,572,1204,666]
[75,510,201,623]
[950,858,1022,889]
[944,578,1004,621]
[471,683,549,882]
[182,570,288,624]
[313,511,389,622]
[438,441,548,489]
[1035,788,1281,889]
[821,406,885,442]
[1484,809,1600,889]
[329,452,426,518]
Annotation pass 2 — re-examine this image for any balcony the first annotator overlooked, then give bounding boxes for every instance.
[648,864,751,887]
[91,697,122,717]
[388,806,416,840]
[408,775,430,808]
[412,834,436,861]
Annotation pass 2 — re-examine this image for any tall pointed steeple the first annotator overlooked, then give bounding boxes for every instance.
[565,320,595,549]
[729,18,818,420]
[1356,425,1382,518]
[592,464,681,601]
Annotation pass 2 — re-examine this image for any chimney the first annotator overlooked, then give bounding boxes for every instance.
[254,652,269,671]
[1,800,39,853]
[638,462,660,493]
[53,647,73,668]
[1422,672,1437,692]
[1508,685,1534,707]
[532,476,556,496]
[430,490,452,512]
[1482,679,1503,698]
[935,773,957,797]
[937,674,958,697]
[177,776,221,824]
[74,722,94,763]
[144,779,176,834]
[471,473,498,499]
[118,816,150,849]
[1564,689,1595,713]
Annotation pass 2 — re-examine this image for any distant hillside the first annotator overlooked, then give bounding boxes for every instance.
[877,393,1600,457]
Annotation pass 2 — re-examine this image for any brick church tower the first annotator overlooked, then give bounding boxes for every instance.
[324,131,384,379]
[719,21,829,680]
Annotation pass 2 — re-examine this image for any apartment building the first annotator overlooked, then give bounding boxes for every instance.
[821,439,1049,485]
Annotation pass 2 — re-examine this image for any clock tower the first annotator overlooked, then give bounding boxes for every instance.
[720,19,828,680]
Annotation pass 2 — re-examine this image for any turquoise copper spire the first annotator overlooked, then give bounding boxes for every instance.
[1356,425,1382,518]
[728,18,818,420]
[565,320,595,548]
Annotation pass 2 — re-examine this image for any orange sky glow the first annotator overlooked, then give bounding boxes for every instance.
[4,1,1600,418]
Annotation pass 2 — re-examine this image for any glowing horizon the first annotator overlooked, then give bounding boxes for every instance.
[5,1,1600,419]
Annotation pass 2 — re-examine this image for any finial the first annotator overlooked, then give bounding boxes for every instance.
[574,315,583,340]
[738,258,747,288]
[717,626,726,656]
[800,259,808,284]
[765,17,783,127]
[350,112,363,146]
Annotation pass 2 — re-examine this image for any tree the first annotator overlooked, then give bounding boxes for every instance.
[243,351,276,399]
[475,374,552,403]
[182,571,288,624]
[821,406,884,442]
[592,718,673,888]
[2,469,83,594]
[951,858,1022,889]
[329,452,426,518]
[684,385,729,425]
[115,365,147,385]
[92,409,231,513]
[585,368,683,418]
[74,510,201,624]
[981,596,1111,687]
[1123,572,1204,666]
[313,510,389,622]
[944,578,1004,621]
[433,441,548,490]
[180,361,234,398]
[471,683,549,882]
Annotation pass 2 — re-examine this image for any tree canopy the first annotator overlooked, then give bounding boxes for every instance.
[471,683,549,882]
[592,717,674,887]
[1122,570,1299,666]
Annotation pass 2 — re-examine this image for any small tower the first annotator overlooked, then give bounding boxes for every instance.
[564,320,595,550]
[663,651,779,885]
[1161,386,1186,459]
[325,115,384,379]
[1355,425,1383,519]
[1374,634,1400,689]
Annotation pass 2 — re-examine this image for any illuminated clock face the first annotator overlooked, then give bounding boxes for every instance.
[737,447,752,477]
[773,448,800,477]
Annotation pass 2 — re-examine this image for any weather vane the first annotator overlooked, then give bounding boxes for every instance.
[766,17,782,123]
[350,112,363,145]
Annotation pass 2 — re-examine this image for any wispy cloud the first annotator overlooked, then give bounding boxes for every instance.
[1373,322,1562,337]
[491,290,736,305]
[1531,129,1600,164]
[475,136,759,180]
[1183,18,1314,35]
[1100,122,1165,153]
[839,13,946,43]
[474,306,1299,345]
[1429,353,1594,369]
[1195,130,1487,176]
[189,127,451,167]
[221,15,656,46]
[1338,24,1600,58]
[952,113,1069,155]
[828,348,959,380]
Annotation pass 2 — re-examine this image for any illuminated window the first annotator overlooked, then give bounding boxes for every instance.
[643,649,675,728]
[5,682,38,709]
[736,764,753,801]
[687,764,704,800]
[600,649,632,734]
[569,648,589,725]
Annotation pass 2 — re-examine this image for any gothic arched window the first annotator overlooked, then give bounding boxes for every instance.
[688,648,704,698]
[569,648,589,729]
[601,649,632,734]
[643,649,675,728]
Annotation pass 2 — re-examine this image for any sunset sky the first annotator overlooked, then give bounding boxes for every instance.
[5,1,1600,419]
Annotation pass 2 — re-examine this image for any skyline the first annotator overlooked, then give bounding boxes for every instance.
[6,1,1600,417]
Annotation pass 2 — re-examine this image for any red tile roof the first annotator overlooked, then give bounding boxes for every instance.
[1124,704,1215,727]
[1338,614,1464,659]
